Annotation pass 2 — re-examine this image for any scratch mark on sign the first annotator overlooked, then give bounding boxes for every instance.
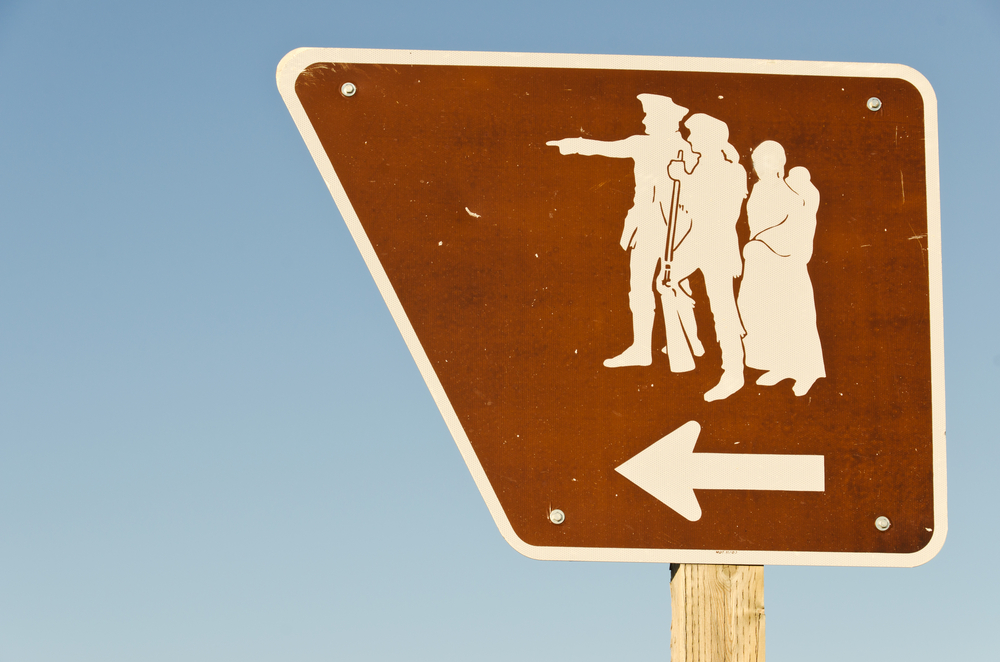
[465,207,481,218]
[907,221,928,268]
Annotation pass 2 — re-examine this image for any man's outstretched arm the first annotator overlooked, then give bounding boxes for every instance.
[546,136,638,158]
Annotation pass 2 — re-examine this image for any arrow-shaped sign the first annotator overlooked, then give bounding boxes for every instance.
[615,421,825,521]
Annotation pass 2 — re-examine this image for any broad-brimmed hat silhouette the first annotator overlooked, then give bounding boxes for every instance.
[685,113,730,144]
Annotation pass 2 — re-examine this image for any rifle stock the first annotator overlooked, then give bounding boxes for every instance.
[662,288,696,373]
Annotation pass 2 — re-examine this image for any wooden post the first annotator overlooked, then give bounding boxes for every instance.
[669,564,765,662]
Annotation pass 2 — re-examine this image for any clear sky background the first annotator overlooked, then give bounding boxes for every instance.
[1,1,997,660]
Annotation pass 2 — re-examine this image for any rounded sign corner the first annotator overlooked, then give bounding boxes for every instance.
[885,62,939,111]
[905,520,948,568]
[276,48,315,85]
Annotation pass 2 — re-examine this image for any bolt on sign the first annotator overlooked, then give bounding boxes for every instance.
[278,48,946,566]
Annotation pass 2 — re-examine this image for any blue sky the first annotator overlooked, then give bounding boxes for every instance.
[1,1,998,660]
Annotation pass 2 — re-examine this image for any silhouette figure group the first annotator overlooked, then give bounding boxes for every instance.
[548,94,825,401]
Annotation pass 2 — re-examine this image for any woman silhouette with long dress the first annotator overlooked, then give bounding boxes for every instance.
[738,141,825,396]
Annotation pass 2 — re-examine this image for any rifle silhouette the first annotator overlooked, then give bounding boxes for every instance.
[658,151,704,372]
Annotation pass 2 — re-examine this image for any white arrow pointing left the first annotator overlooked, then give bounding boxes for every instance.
[615,421,825,521]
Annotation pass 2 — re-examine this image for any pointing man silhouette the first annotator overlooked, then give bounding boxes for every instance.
[548,94,697,368]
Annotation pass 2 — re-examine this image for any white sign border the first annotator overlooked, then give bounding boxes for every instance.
[277,47,946,567]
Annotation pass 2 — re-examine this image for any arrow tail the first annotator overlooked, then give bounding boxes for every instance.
[693,454,825,492]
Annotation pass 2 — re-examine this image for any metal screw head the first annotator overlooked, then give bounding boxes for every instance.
[875,516,891,531]
[866,97,882,112]
[549,509,566,525]
[341,82,357,97]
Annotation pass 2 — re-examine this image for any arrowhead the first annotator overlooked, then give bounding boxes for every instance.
[615,421,704,521]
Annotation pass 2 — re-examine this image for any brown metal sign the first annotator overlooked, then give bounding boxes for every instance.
[278,48,946,566]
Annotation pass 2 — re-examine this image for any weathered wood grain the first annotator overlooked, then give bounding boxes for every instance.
[670,564,764,662]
